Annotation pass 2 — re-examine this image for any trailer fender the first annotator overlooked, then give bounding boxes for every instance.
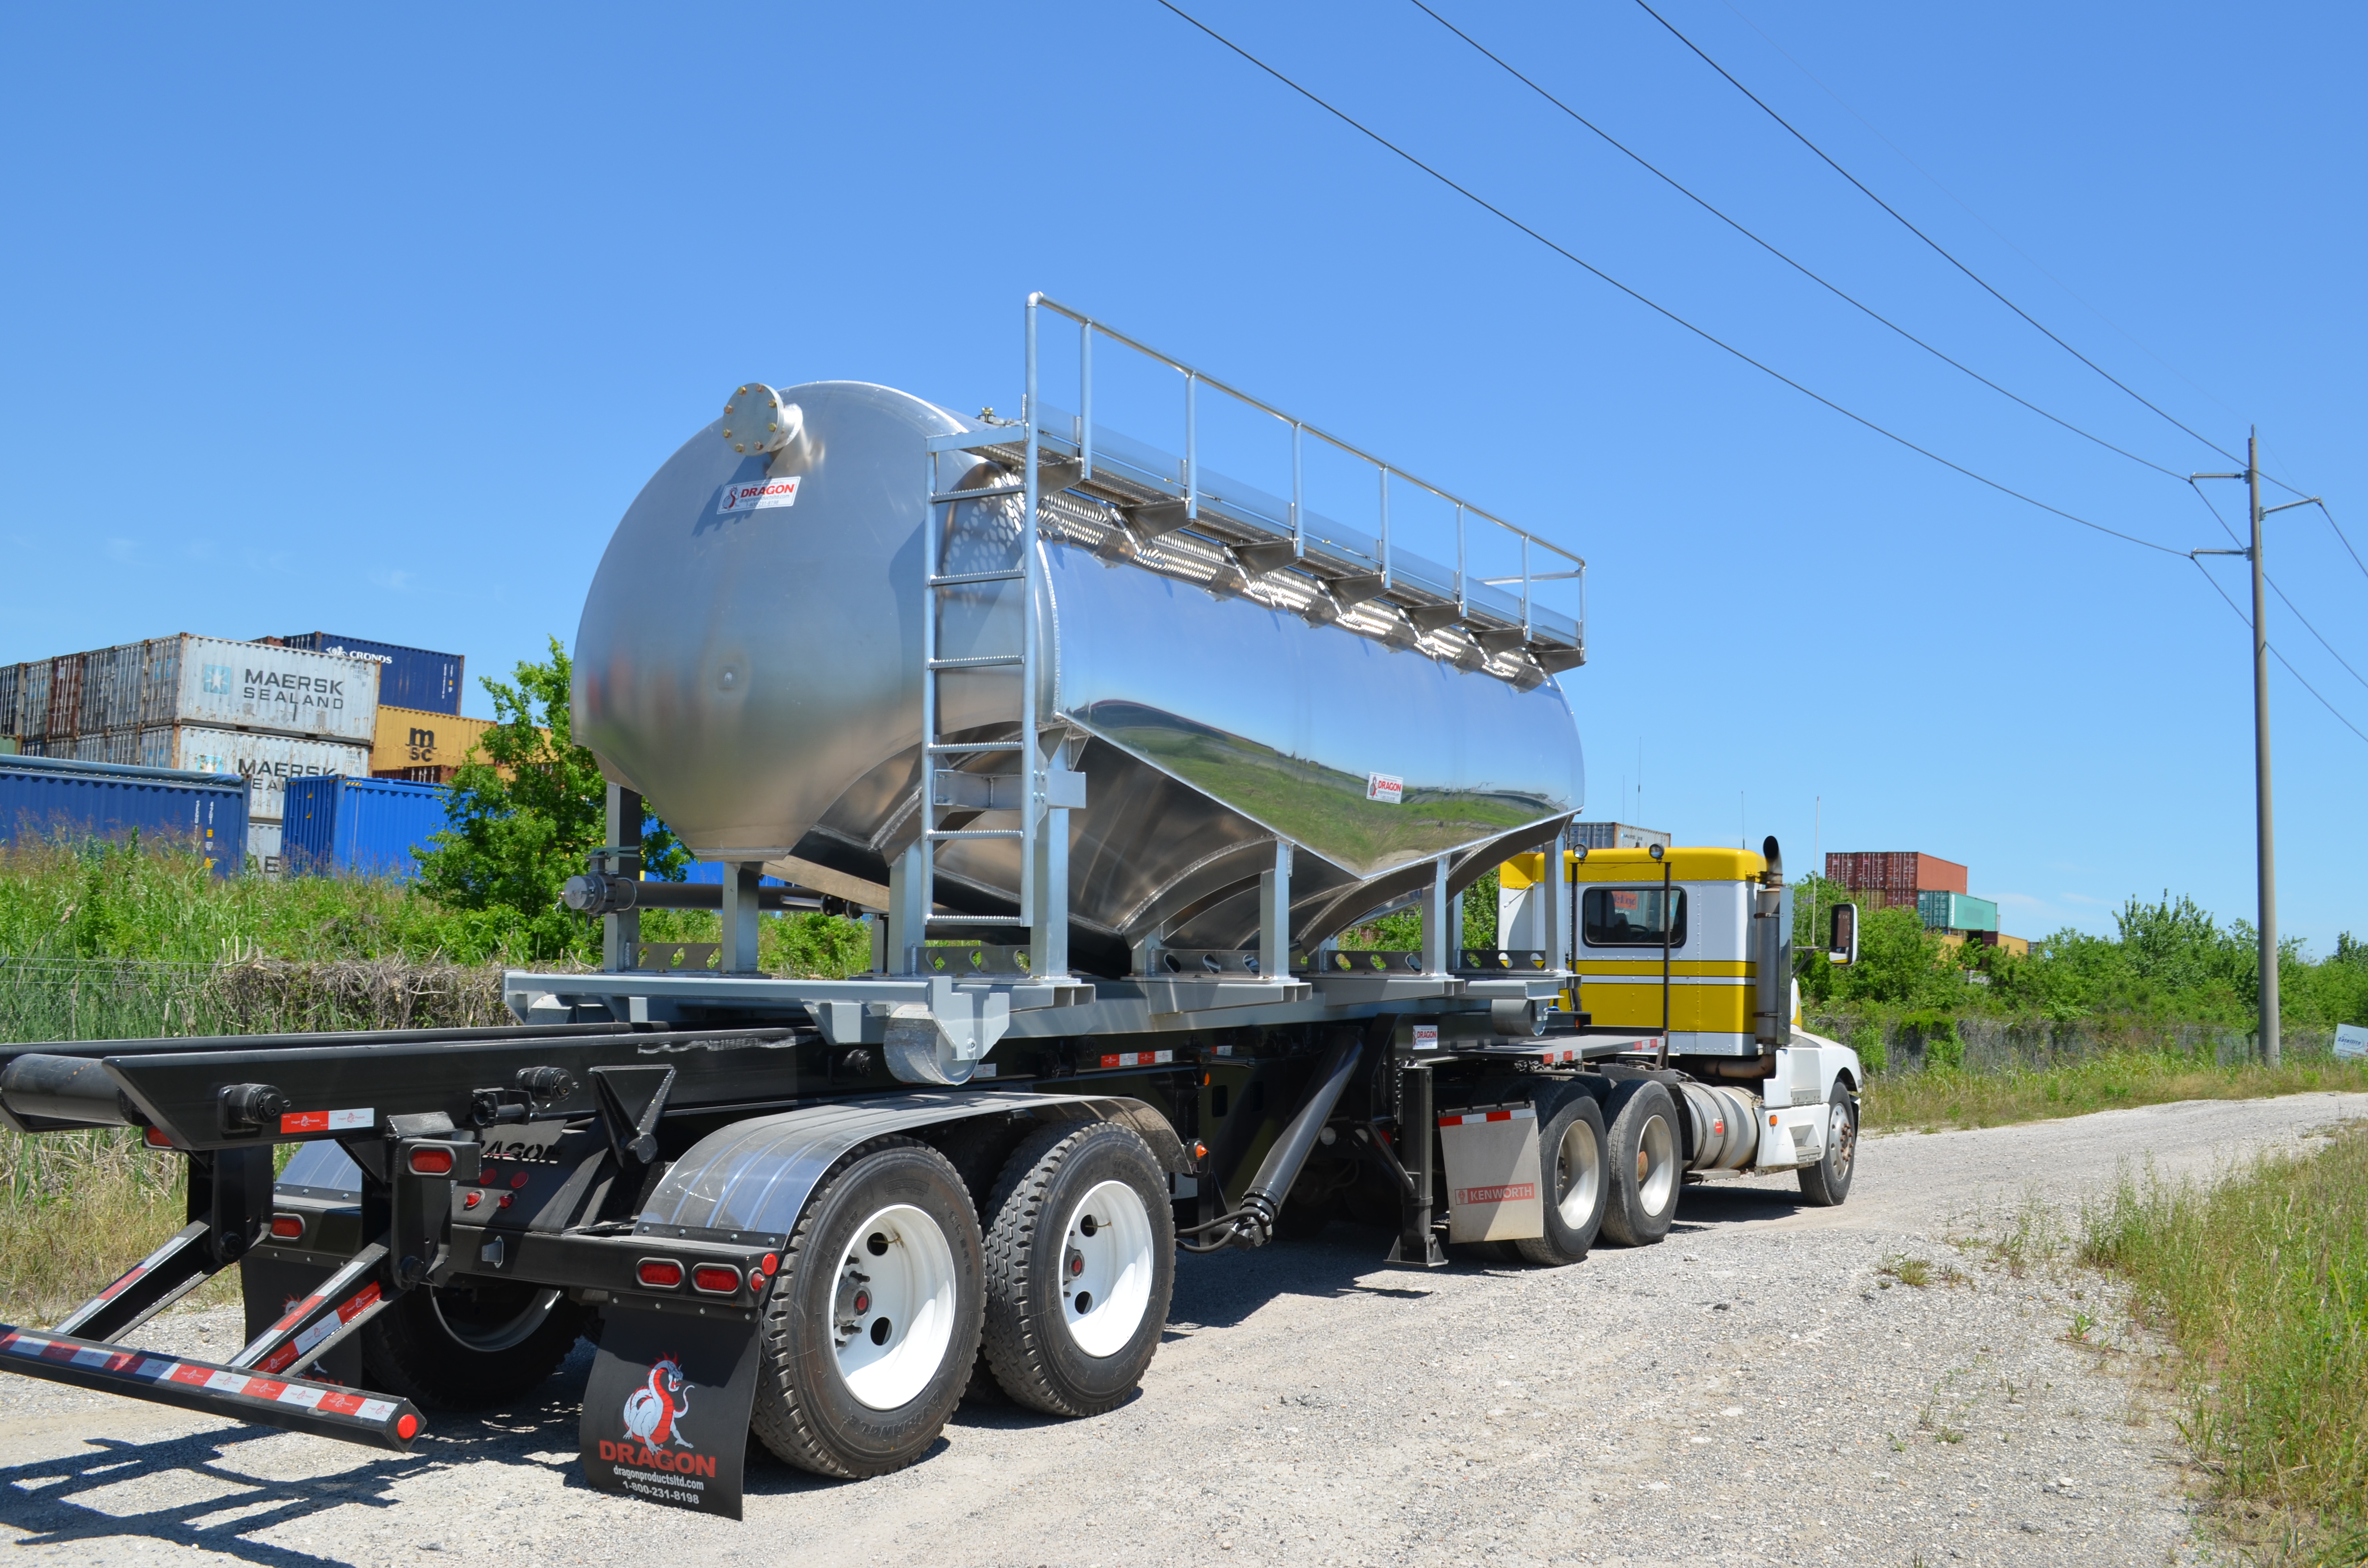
[633,1091,1187,1245]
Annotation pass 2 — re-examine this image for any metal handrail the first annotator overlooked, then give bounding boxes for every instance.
[1027,294,1585,631]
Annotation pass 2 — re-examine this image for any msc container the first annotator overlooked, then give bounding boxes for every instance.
[282,775,452,880]
[1567,821,1671,851]
[369,704,495,773]
[1918,891,1998,933]
[1825,850,1968,909]
[275,633,463,716]
[0,754,247,876]
[135,724,370,823]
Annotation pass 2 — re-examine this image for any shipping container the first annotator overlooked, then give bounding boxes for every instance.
[127,635,380,742]
[1824,850,1969,909]
[275,633,463,716]
[136,724,370,822]
[1918,891,1998,933]
[77,643,145,734]
[44,654,84,741]
[70,731,141,767]
[0,664,19,738]
[247,817,283,876]
[15,662,50,742]
[282,775,453,880]
[1566,821,1671,851]
[369,704,495,773]
[0,753,247,875]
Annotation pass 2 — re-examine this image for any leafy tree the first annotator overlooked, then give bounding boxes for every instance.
[414,637,685,960]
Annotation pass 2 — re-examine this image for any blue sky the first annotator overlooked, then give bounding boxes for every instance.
[2,2,2361,950]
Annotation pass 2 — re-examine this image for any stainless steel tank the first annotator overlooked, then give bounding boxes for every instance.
[573,380,1583,974]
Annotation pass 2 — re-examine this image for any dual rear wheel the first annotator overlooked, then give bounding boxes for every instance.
[751,1122,1173,1479]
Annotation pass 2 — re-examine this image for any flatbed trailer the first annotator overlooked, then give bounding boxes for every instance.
[0,299,1862,1518]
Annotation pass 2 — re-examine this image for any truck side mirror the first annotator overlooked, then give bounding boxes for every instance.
[1827,903,1858,967]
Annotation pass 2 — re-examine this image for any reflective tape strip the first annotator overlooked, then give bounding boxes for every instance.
[1531,1045,1583,1064]
[279,1107,373,1134]
[1437,1106,1538,1127]
[1098,1050,1174,1069]
[260,1283,383,1374]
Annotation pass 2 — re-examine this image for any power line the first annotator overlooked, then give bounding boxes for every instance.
[1151,0,2188,559]
[1628,0,2258,479]
[1712,0,2254,435]
[1408,0,2192,483]
[2187,482,2368,696]
[2189,555,2368,747]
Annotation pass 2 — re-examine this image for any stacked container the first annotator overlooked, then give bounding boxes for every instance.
[0,635,379,872]
[273,633,464,715]
[369,704,498,784]
[1824,850,1968,910]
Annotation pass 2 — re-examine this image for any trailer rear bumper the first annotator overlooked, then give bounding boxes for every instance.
[0,1323,422,1451]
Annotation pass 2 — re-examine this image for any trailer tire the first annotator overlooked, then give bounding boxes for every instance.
[1598,1079,1681,1248]
[981,1120,1175,1418]
[1797,1082,1859,1207]
[357,1279,583,1411]
[1514,1092,1609,1266]
[750,1136,985,1479]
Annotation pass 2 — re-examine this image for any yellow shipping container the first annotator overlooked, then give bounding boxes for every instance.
[370,705,497,776]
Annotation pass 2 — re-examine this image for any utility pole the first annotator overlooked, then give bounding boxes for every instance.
[2193,431,2318,1068]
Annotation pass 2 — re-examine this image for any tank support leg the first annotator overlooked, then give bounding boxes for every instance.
[1258,841,1292,978]
[887,840,929,973]
[722,862,763,973]
[601,786,641,973]
[1419,855,1452,976]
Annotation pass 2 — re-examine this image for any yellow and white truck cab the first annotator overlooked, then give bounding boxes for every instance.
[1495,839,1864,1199]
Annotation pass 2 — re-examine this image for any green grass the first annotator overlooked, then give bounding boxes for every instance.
[1863,1049,2368,1134]
[2082,1130,2368,1564]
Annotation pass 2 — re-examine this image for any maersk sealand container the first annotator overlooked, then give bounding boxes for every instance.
[0,754,248,876]
[280,775,453,880]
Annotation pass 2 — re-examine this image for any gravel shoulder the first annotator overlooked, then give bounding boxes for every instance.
[4,1089,2363,1567]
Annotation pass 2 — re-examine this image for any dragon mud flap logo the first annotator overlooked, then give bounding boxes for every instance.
[597,1356,718,1483]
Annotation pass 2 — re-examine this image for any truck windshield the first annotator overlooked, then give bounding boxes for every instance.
[1582,887,1687,947]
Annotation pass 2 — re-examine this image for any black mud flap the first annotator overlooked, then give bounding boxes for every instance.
[579,1298,762,1519]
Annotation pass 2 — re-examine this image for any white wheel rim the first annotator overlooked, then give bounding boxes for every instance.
[1554,1118,1603,1228]
[1636,1113,1677,1216]
[1058,1179,1155,1359]
[831,1203,958,1410]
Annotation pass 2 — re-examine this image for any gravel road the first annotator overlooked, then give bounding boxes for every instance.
[5,1089,2363,1568]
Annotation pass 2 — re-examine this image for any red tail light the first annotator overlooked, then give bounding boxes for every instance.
[268,1213,306,1240]
[143,1127,173,1149]
[636,1259,684,1289]
[407,1147,454,1176]
[691,1264,741,1295]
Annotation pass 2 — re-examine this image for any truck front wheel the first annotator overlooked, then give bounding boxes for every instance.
[1598,1079,1681,1247]
[981,1120,1175,1417]
[1797,1083,1859,1207]
[750,1136,986,1478]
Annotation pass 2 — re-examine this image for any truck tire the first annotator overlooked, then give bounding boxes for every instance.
[1514,1093,1609,1267]
[357,1279,583,1411]
[981,1120,1175,1417]
[1598,1079,1681,1248]
[1797,1082,1859,1207]
[750,1136,985,1478]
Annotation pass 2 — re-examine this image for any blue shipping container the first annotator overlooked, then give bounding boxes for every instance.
[282,775,453,880]
[272,632,465,716]
[0,754,248,876]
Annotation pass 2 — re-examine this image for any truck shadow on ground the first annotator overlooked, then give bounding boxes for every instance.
[0,1185,1838,1544]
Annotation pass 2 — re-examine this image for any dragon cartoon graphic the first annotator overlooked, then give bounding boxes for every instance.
[620,1355,694,1450]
